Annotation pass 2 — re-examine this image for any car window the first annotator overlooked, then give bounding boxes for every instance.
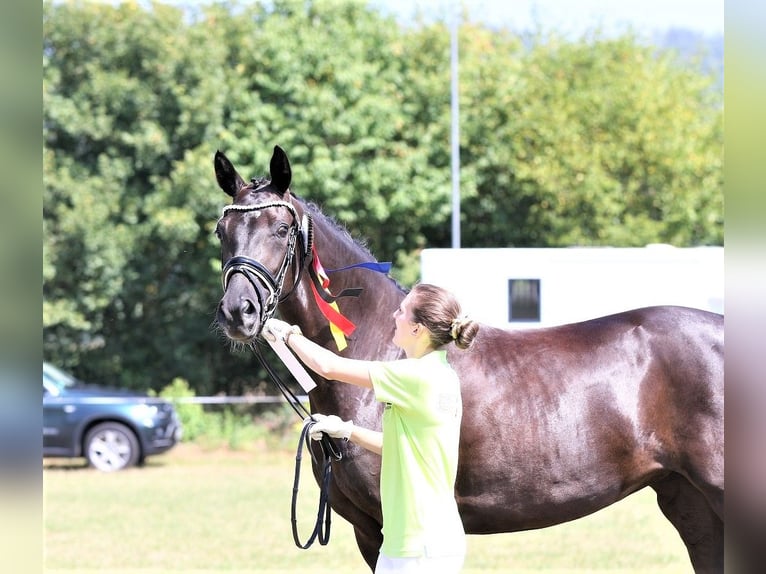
[43,363,79,395]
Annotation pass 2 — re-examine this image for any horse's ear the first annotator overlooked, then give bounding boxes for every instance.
[269,145,292,195]
[214,150,247,198]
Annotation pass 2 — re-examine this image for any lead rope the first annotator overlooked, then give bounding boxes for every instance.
[252,344,342,549]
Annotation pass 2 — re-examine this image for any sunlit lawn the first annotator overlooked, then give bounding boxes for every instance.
[44,443,691,573]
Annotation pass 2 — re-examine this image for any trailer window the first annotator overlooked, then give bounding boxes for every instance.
[508,279,540,322]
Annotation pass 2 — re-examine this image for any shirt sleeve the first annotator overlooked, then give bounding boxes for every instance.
[369,359,421,411]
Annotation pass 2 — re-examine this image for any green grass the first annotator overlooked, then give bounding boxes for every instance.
[44,443,692,573]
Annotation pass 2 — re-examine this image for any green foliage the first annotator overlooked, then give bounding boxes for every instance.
[199,408,264,451]
[44,0,256,391]
[157,377,297,449]
[43,0,723,395]
[458,28,723,247]
[158,378,208,442]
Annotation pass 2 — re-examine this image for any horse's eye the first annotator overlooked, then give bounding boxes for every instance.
[276,223,289,238]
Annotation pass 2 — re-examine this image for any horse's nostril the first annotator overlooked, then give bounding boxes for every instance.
[242,298,256,315]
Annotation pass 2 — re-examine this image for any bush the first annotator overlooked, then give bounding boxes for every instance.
[158,378,302,450]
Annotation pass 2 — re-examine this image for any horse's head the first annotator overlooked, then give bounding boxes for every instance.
[213,145,312,342]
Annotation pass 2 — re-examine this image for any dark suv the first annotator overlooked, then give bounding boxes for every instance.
[43,362,182,471]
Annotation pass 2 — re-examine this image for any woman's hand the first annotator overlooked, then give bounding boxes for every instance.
[305,413,382,455]
[267,319,374,389]
[263,318,300,342]
[306,413,354,441]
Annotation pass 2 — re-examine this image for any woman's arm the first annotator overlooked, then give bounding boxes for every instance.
[286,331,373,389]
[349,426,383,455]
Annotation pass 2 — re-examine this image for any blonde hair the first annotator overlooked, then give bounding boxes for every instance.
[409,283,479,350]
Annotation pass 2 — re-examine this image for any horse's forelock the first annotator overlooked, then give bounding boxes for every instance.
[249,176,271,191]
[233,176,287,205]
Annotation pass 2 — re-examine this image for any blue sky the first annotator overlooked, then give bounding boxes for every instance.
[371,0,723,36]
[142,1,723,36]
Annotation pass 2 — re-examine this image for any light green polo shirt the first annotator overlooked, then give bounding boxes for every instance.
[369,350,465,558]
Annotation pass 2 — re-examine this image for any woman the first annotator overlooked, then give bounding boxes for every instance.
[263,283,479,574]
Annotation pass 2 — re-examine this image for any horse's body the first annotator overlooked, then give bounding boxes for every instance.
[213,146,724,572]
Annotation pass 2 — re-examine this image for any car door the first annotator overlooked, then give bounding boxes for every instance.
[43,385,76,456]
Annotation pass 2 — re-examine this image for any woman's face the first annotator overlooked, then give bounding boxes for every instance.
[392,292,418,349]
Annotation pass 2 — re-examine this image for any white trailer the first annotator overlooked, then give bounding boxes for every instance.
[420,245,723,329]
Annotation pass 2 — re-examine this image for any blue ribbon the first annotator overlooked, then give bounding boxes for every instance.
[325,261,392,274]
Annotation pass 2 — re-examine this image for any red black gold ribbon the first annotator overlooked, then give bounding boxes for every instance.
[308,245,392,351]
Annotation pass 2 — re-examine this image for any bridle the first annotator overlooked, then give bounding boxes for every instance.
[218,200,313,326]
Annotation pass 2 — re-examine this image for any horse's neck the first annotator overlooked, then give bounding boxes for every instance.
[279,208,404,417]
[285,213,404,352]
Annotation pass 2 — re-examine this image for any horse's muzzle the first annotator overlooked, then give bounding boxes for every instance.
[216,277,264,341]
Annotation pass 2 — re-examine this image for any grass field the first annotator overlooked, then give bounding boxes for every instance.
[44,442,692,573]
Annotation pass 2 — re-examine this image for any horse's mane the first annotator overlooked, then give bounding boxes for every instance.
[299,195,409,295]
[250,178,407,294]
[303,199,372,253]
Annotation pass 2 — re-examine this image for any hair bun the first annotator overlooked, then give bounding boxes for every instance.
[450,315,470,340]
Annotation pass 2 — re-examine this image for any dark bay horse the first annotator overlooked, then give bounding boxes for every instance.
[213,146,724,572]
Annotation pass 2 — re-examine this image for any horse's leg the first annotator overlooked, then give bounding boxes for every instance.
[652,473,724,573]
[352,523,383,572]
[327,482,382,572]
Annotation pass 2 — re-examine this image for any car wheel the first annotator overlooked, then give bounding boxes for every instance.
[84,422,141,472]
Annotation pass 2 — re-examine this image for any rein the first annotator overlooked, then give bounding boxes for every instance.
[293,418,336,548]
[253,344,342,549]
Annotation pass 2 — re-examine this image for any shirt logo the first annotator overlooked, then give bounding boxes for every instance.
[438,393,459,416]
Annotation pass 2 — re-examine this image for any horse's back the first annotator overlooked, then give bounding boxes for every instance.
[463,304,724,442]
[456,305,722,394]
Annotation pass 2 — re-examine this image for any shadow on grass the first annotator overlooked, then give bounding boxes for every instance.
[42,455,176,471]
[42,458,88,471]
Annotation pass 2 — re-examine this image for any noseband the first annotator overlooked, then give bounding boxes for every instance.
[219,201,312,326]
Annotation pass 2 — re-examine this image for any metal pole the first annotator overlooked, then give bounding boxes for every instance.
[450,3,461,249]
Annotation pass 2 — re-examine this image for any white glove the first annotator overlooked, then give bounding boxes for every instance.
[306,413,354,441]
[263,318,300,343]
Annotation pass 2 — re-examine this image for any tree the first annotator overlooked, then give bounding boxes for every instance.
[44,1,238,392]
[458,29,723,247]
[209,0,452,282]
